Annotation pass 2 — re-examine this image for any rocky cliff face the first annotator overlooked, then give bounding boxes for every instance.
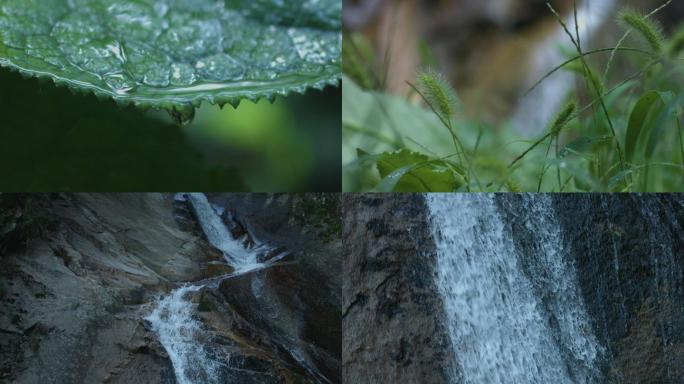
[342,194,455,384]
[211,193,342,383]
[496,194,684,383]
[344,193,684,384]
[0,194,205,383]
[551,194,684,384]
[0,193,341,384]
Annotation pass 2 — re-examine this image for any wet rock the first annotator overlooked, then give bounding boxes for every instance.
[0,194,209,383]
[0,193,342,384]
[342,194,455,384]
[342,194,684,383]
[255,246,288,264]
[550,194,684,383]
[201,262,235,279]
[220,208,250,244]
[211,194,342,384]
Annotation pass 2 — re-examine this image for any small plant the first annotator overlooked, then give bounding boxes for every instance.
[343,1,684,192]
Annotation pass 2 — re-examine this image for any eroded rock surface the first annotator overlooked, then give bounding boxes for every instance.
[213,193,342,384]
[342,193,684,384]
[342,194,455,384]
[0,193,341,384]
[0,193,205,383]
[551,194,684,383]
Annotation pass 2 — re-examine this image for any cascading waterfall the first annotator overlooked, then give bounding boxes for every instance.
[145,285,221,384]
[426,194,601,384]
[185,192,263,272]
[146,193,274,384]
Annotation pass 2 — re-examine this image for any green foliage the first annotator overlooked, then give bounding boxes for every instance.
[0,61,342,191]
[369,149,463,192]
[0,69,248,191]
[668,23,684,57]
[295,195,342,240]
[343,4,684,192]
[0,0,341,118]
[625,91,668,162]
[342,32,376,90]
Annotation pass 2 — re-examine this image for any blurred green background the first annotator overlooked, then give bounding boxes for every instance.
[0,68,340,192]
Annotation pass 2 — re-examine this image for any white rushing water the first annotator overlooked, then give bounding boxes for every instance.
[426,194,601,384]
[145,285,221,384]
[146,193,276,384]
[185,192,264,272]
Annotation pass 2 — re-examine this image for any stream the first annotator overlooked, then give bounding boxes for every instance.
[144,193,281,384]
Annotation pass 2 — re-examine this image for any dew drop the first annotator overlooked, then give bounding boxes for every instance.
[104,73,135,95]
[170,63,197,86]
[169,105,196,126]
[195,53,244,81]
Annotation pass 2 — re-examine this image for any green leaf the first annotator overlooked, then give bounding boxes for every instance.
[607,169,634,191]
[373,149,462,192]
[645,93,684,160]
[0,0,340,119]
[559,136,611,159]
[625,91,666,162]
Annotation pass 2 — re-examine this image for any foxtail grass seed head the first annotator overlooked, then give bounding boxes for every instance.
[619,9,664,53]
[506,180,522,193]
[418,69,458,119]
[551,101,576,135]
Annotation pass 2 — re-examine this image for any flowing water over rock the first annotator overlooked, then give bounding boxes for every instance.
[185,192,263,271]
[146,193,291,383]
[0,193,340,384]
[145,285,220,384]
[343,194,683,384]
[426,194,602,383]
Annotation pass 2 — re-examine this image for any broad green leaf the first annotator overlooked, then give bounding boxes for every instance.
[646,93,684,159]
[0,0,341,121]
[374,149,462,192]
[625,91,666,162]
[559,136,611,159]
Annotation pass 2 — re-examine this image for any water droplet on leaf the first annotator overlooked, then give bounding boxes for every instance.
[169,105,196,126]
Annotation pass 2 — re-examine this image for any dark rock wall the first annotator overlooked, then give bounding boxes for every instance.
[342,194,455,384]
[214,193,342,384]
[0,194,197,384]
[0,193,342,384]
[552,194,684,384]
[343,193,684,384]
